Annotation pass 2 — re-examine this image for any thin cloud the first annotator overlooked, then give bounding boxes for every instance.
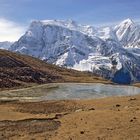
[0,18,26,42]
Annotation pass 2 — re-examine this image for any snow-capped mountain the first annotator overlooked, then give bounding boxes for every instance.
[0,41,13,50]
[114,19,140,48]
[9,19,140,84]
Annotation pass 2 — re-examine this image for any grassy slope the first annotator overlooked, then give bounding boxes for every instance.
[0,49,110,90]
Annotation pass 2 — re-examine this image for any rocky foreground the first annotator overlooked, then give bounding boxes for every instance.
[1,93,140,140]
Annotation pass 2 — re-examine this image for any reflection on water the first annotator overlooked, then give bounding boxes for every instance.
[44,83,140,100]
[1,83,140,101]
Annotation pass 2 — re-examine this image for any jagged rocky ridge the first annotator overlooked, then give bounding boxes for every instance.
[9,19,140,84]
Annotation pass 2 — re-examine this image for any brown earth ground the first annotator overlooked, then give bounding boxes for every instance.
[1,93,140,140]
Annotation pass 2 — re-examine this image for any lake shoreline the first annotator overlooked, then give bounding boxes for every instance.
[0,83,140,101]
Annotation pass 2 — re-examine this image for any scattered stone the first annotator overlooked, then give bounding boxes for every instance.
[107,127,113,130]
[116,104,121,107]
[88,108,95,111]
[133,117,137,120]
[128,98,136,101]
[75,109,83,112]
[54,114,64,119]
[80,131,85,134]
[130,119,133,122]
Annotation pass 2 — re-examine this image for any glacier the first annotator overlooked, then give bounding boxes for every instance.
[8,18,140,84]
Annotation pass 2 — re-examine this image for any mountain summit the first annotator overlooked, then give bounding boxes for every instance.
[9,19,140,84]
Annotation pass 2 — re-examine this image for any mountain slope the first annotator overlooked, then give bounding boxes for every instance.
[0,41,12,50]
[0,49,108,89]
[9,19,140,84]
[114,19,140,48]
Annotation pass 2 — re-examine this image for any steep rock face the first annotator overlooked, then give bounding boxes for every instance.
[112,67,132,84]
[9,19,140,83]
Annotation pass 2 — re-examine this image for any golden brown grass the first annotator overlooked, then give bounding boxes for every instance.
[0,49,110,90]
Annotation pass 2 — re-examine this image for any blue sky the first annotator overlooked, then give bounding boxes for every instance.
[0,0,140,41]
